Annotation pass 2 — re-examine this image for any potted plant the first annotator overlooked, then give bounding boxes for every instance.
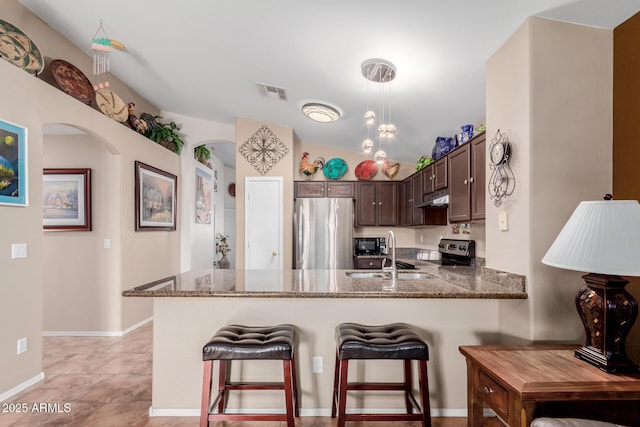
[194,144,211,166]
[144,115,185,155]
[215,233,231,269]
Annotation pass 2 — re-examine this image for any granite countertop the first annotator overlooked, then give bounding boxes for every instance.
[122,260,527,299]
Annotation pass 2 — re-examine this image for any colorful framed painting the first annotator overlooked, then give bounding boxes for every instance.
[135,161,177,231]
[0,119,27,206]
[43,168,91,231]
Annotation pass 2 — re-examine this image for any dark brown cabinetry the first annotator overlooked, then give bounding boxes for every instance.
[447,133,486,222]
[355,181,398,227]
[294,181,354,198]
[422,157,448,194]
[353,256,385,269]
[400,171,447,226]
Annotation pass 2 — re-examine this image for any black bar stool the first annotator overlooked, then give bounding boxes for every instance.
[331,322,431,427]
[200,324,298,427]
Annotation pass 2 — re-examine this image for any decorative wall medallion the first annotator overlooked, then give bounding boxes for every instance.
[238,125,289,175]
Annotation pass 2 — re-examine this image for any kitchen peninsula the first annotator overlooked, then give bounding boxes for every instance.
[123,264,526,416]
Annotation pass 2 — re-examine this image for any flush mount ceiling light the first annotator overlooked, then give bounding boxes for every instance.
[301,103,341,123]
[361,58,397,163]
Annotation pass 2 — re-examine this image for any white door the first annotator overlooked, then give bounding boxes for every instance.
[245,177,283,270]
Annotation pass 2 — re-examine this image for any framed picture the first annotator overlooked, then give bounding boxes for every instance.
[135,161,177,231]
[0,119,27,206]
[43,168,91,231]
[195,166,212,224]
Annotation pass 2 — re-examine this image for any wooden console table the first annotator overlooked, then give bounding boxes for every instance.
[459,345,640,427]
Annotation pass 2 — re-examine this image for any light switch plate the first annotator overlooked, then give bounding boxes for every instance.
[11,243,27,259]
[498,212,509,231]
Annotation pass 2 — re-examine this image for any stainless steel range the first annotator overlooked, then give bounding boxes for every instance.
[437,239,475,266]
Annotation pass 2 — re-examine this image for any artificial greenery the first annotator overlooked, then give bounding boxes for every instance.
[194,144,211,163]
[145,116,185,155]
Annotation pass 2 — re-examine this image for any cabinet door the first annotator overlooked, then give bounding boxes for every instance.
[327,181,354,198]
[448,144,472,222]
[411,173,424,225]
[470,134,486,220]
[326,181,355,199]
[354,256,385,269]
[377,181,399,226]
[434,157,448,190]
[400,179,412,226]
[422,165,435,195]
[294,181,325,198]
[355,182,377,226]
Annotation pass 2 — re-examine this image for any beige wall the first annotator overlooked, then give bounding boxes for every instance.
[487,17,613,343]
[0,0,180,397]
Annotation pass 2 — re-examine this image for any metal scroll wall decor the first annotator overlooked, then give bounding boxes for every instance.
[238,125,289,175]
[488,129,515,207]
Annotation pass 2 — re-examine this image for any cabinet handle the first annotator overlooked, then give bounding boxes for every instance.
[469,177,474,183]
[372,202,376,205]
[272,251,278,256]
[464,179,468,185]
[483,386,492,395]
[368,262,373,266]
[429,176,433,181]
[379,202,382,205]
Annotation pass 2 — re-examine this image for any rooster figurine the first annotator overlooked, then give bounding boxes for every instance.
[126,102,147,134]
[300,152,325,179]
[382,158,400,180]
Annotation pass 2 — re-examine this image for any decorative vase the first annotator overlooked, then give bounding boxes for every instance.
[218,254,230,269]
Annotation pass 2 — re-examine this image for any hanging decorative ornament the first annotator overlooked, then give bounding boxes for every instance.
[91,21,112,91]
[374,149,387,164]
[362,138,374,153]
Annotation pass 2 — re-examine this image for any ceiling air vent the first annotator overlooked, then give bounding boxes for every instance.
[256,83,288,101]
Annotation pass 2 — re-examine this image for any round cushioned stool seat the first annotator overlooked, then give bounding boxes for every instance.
[203,324,294,360]
[336,322,429,360]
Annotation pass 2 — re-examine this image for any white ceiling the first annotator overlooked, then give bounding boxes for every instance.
[20,0,640,167]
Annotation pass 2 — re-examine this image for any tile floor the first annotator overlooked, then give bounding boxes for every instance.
[1,322,501,426]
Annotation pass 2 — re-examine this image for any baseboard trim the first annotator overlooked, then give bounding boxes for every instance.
[0,372,44,402]
[43,316,153,337]
[148,407,477,418]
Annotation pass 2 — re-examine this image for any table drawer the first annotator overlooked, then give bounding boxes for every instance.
[477,371,509,420]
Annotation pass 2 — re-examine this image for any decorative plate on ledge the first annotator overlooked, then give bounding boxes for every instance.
[355,160,377,180]
[49,59,94,105]
[0,19,44,76]
[95,89,128,122]
[323,158,347,180]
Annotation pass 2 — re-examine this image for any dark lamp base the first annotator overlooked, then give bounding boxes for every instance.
[575,273,639,373]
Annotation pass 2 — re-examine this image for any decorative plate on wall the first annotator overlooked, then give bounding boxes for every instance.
[0,19,44,76]
[323,158,347,180]
[95,89,128,122]
[355,160,377,181]
[49,59,95,105]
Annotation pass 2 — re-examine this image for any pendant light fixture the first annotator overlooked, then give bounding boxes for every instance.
[361,58,396,163]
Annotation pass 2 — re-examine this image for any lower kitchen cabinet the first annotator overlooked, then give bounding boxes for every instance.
[448,132,486,222]
[353,256,385,269]
[355,181,398,227]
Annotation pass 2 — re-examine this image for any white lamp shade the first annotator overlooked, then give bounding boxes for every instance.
[542,200,640,276]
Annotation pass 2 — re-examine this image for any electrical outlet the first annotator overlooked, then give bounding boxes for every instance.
[17,337,27,355]
[312,356,323,373]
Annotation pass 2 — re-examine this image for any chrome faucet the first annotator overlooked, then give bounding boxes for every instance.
[383,230,398,280]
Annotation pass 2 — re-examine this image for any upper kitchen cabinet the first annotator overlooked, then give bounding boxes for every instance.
[399,172,447,226]
[448,132,486,222]
[355,181,398,227]
[294,181,354,198]
[422,157,448,195]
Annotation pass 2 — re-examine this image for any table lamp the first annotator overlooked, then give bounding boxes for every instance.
[541,197,640,373]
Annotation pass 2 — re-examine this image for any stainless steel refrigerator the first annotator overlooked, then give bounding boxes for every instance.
[294,198,354,269]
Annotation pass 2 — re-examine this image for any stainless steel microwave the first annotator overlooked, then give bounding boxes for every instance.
[354,237,386,256]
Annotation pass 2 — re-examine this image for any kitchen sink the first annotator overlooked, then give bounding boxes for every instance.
[345,271,435,280]
[396,272,435,280]
[345,272,389,279]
